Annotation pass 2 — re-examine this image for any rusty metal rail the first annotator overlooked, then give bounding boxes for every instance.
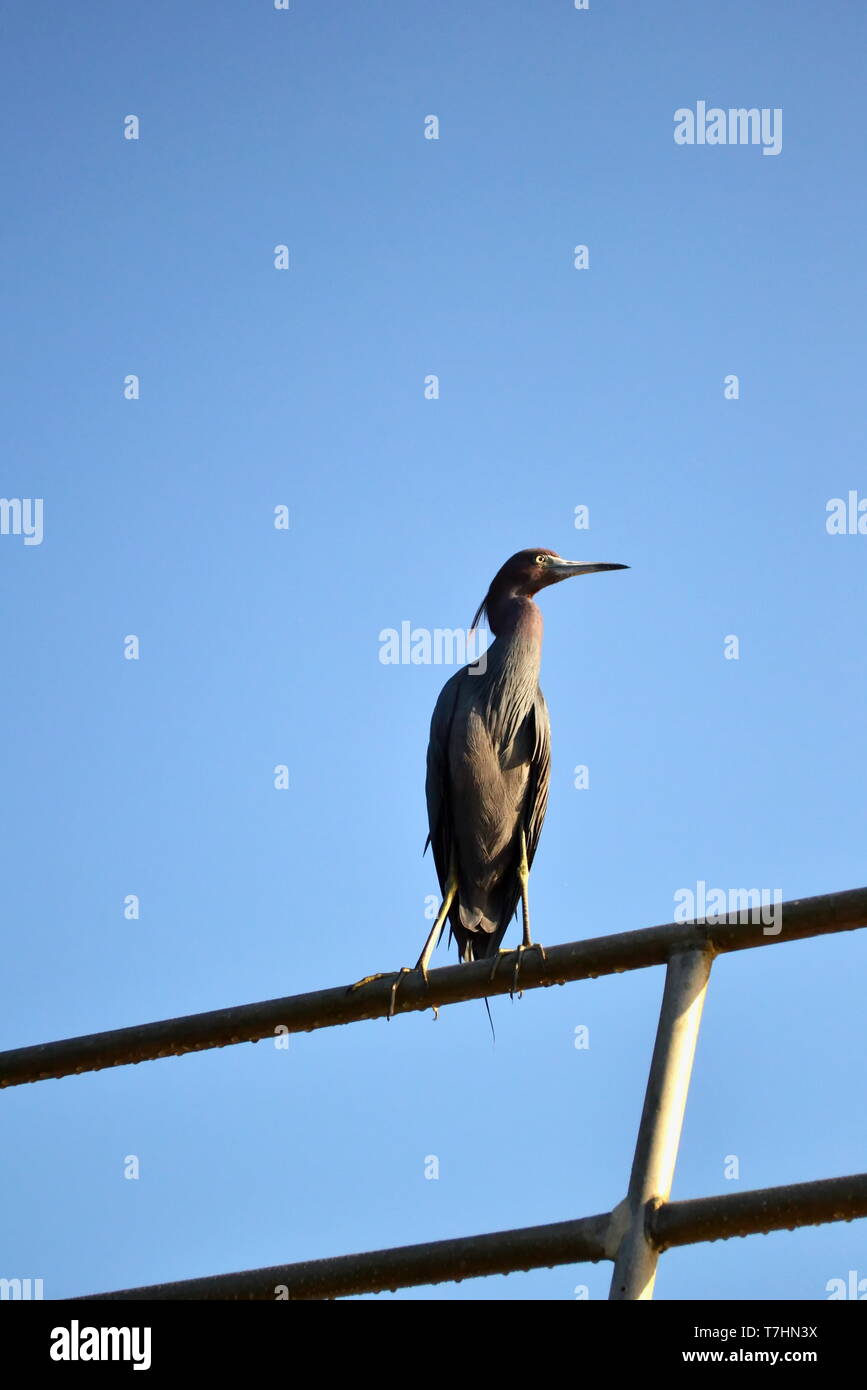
[73,1172,867,1301]
[2,887,865,1090]
[4,885,866,1300]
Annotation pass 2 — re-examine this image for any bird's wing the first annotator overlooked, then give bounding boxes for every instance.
[424,666,465,893]
[523,688,551,870]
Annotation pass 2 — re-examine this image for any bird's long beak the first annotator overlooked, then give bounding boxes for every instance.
[548,559,629,578]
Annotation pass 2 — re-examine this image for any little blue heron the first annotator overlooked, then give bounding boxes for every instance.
[354,547,628,1011]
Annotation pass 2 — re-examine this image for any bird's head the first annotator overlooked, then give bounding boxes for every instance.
[472,548,628,629]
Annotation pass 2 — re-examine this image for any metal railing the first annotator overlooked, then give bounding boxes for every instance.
[3,886,866,1300]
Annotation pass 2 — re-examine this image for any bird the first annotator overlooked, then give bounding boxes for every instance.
[352,547,627,1012]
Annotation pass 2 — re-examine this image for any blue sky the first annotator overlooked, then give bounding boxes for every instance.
[1,1,865,1301]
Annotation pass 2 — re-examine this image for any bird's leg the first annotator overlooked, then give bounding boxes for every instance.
[390,862,458,1017]
[347,862,458,1019]
[488,830,547,997]
[511,828,547,993]
[518,829,537,945]
[415,865,458,981]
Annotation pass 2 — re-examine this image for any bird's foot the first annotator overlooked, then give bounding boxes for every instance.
[348,972,393,991]
[410,959,440,1019]
[348,967,410,1019]
[489,942,546,998]
[489,948,513,984]
[348,966,438,1020]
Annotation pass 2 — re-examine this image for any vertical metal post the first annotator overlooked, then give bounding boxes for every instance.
[609,947,713,1300]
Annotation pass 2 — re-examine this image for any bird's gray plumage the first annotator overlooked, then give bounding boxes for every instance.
[347,549,624,1014]
[425,635,551,962]
[417,548,626,980]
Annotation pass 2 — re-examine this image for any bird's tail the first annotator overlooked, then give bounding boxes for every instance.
[456,926,494,963]
[453,883,518,964]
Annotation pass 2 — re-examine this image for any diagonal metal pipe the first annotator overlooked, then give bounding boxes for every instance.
[609,948,713,1299]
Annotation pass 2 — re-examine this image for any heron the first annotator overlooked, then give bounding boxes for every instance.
[353,547,628,1012]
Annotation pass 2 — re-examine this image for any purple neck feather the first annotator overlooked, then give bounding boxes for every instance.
[484,587,544,643]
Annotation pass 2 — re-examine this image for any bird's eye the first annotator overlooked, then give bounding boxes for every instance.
[535,554,548,565]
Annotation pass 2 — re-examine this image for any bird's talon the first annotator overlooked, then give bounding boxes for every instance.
[511,952,522,998]
[387,966,412,1020]
[348,972,390,994]
[508,941,547,998]
[489,947,512,983]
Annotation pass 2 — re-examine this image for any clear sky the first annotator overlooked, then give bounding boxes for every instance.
[2,1,865,1302]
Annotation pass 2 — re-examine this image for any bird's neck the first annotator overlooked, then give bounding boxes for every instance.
[484,593,543,699]
[486,590,543,644]
[478,594,543,746]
